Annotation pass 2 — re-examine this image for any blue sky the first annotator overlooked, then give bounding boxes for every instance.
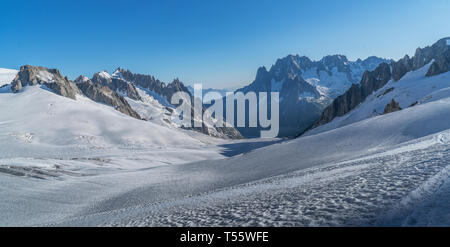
[1,0,449,88]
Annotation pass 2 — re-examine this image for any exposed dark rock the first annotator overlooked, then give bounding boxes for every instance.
[383,99,402,114]
[391,55,413,81]
[392,38,450,79]
[114,68,191,101]
[360,63,392,97]
[11,65,81,99]
[230,65,324,137]
[91,71,141,100]
[426,50,450,76]
[75,77,141,119]
[420,37,450,77]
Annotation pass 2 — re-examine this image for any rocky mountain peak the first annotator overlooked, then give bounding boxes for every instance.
[112,67,125,79]
[11,65,81,99]
[91,69,141,100]
[424,37,450,77]
[270,55,303,79]
[255,66,270,81]
[74,75,90,84]
[321,55,349,67]
[359,56,393,69]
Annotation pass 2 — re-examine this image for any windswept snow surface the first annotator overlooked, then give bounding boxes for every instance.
[0,68,18,87]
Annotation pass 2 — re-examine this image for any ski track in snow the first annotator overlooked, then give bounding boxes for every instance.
[51,136,450,227]
[111,146,450,226]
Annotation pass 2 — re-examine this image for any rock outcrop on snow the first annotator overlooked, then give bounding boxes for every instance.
[11,65,81,99]
[383,99,402,114]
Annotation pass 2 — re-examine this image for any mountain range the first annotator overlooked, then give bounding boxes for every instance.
[231,54,392,137]
[1,38,448,141]
[7,65,243,139]
[311,37,450,132]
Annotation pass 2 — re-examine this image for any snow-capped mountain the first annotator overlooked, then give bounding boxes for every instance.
[2,65,242,139]
[233,54,391,137]
[270,54,391,99]
[104,68,243,139]
[311,37,450,133]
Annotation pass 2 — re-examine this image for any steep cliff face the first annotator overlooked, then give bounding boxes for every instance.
[312,37,450,131]
[11,65,81,99]
[391,38,450,80]
[391,55,413,81]
[113,68,192,101]
[75,76,141,119]
[360,63,392,97]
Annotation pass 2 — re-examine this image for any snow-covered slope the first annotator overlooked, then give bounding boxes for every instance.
[308,61,450,135]
[2,83,450,226]
[0,85,226,163]
[0,68,18,87]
